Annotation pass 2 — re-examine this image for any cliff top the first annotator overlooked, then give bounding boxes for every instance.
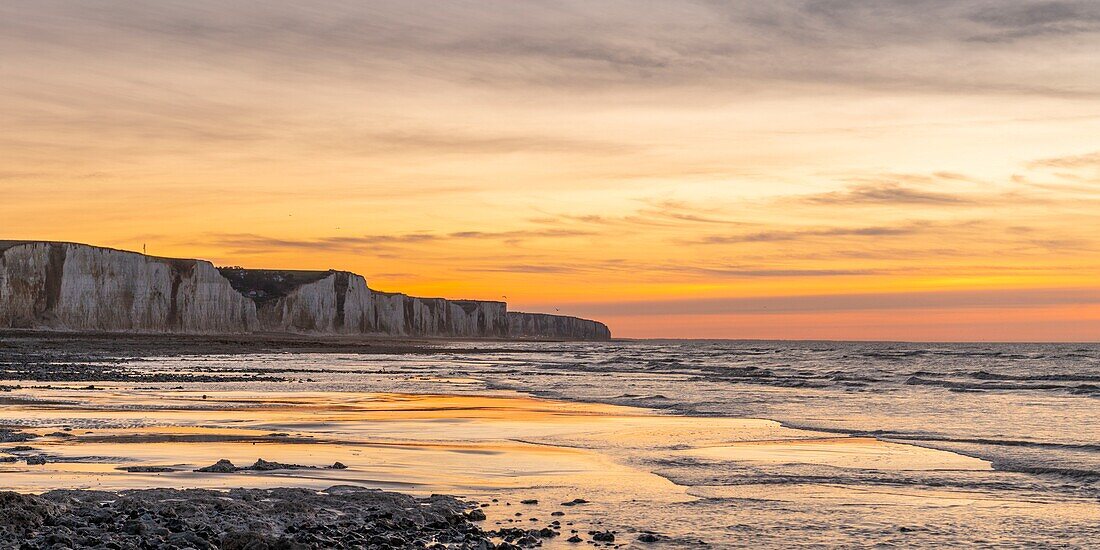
[216,268,334,304]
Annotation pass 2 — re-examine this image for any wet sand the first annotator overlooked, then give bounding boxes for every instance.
[1,387,1003,547]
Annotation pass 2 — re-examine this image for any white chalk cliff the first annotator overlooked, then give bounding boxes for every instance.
[0,241,610,340]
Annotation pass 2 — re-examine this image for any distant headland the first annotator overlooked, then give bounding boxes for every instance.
[0,241,610,341]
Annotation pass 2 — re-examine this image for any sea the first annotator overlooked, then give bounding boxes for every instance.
[3,339,1098,547]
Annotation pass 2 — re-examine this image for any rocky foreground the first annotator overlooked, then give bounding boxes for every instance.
[0,485,565,550]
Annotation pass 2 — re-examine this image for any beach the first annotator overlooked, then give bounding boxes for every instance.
[2,333,1098,547]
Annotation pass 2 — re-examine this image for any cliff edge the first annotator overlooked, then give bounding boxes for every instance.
[0,241,610,341]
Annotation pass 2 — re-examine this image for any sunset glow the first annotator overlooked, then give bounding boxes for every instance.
[3,1,1099,340]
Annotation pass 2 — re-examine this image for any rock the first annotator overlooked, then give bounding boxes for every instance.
[195,458,323,473]
[467,509,487,521]
[1,486,496,548]
[551,511,565,516]
[221,530,301,550]
[567,535,583,543]
[637,533,660,542]
[249,458,309,471]
[117,465,176,473]
[590,530,615,542]
[328,461,348,469]
[560,498,589,506]
[195,459,238,473]
[25,455,47,465]
[0,491,59,529]
[0,429,36,443]
[166,531,215,549]
[121,520,145,535]
[520,499,538,504]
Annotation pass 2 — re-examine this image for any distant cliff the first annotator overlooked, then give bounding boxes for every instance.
[0,241,610,340]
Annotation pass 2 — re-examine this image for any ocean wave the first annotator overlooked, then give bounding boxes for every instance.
[904,376,1070,392]
[993,463,1100,482]
[968,371,1100,382]
[895,436,1100,453]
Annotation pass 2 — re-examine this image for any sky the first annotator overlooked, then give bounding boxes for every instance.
[2,0,1100,341]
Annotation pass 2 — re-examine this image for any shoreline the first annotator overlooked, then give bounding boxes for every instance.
[0,329,587,355]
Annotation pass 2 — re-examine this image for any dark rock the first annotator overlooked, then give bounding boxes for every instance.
[249,458,309,471]
[567,535,583,543]
[520,499,538,504]
[590,530,615,542]
[0,491,59,529]
[26,455,47,465]
[467,509,487,521]
[637,533,660,542]
[1,486,495,548]
[328,461,347,469]
[166,531,215,549]
[121,519,145,535]
[116,465,176,473]
[195,459,238,472]
[0,429,36,443]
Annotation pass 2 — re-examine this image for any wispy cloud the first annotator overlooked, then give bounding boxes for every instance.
[691,221,938,245]
[1029,150,1100,170]
[967,1,1100,42]
[209,228,595,254]
[802,183,973,205]
[4,1,1098,100]
[309,128,639,157]
[547,287,1100,317]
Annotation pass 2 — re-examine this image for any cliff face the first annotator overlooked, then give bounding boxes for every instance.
[0,241,608,340]
[229,270,509,338]
[0,242,257,333]
[507,312,612,341]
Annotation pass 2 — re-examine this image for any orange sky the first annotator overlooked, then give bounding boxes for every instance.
[2,1,1099,341]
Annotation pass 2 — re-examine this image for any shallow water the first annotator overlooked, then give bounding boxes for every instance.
[2,340,1099,547]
